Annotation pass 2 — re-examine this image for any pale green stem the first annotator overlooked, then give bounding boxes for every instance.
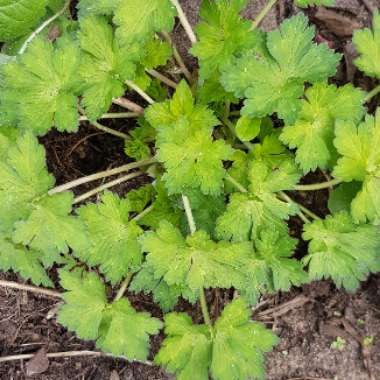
[19,0,71,55]
[125,80,155,105]
[114,272,134,302]
[113,97,145,115]
[181,195,213,333]
[73,171,143,204]
[250,0,278,30]
[89,120,129,139]
[222,118,255,151]
[132,205,154,222]
[294,178,342,191]
[225,174,248,193]
[48,158,156,195]
[170,0,197,44]
[146,69,178,89]
[364,84,380,103]
[161,31,192,81]
[279,191,321,221]
[79,112,140,121]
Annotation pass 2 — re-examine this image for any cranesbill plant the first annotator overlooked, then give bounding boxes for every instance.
[0,0,380,379]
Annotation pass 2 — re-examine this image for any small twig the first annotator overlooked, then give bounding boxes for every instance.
[170,0,197,44]
[113,98,145,115]
[0,280,62,299]
[0,350,153,366]
[49,158,156,195]
[114,272,134,302]
[73,171,143,204]
[125,80,155,105]
[161,31,192,81]
[79,112,140,121]
[19,0,71,55]
[146,69,178,89]
[250,0,278,30]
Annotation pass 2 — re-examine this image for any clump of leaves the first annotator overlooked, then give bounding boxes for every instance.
[0,1,379,380]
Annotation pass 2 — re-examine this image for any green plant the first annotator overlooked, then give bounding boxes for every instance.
[0,1,379,379]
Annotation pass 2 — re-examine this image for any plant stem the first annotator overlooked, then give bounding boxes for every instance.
[364,84,380,102]
[49,158,156,195]
[0,280,62,299]
[161,31,192,82]
[146,69,178,89]
[181,195,213,334]
[222,118,255,151]
[79,112,140,121]
[279,192,321,221]
[294,178,341,191]
[113,97,145,115]
[170,0,197,44]
[225,174,248,193]
[132,205,154,222]
[73,171,143,204]
[18,0,71,55]
[89,120,129,139]
[125,80,155,105]
[114,272,134,302]
[250,0,278,30]
[200,288,214,335]
[181,194,197,234]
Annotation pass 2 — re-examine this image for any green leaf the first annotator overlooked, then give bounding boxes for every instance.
[124,119,155,161]
[59,269,162,360]
[221,14,341,123]
[2,36,82,135]
[280,82,365,173]
[236,116,261,142]
[155,313,212,380]
[130,263,196,312]
[333,109,380,223]
[141,220,253,291]
[295,0,335,7]
[0,131,54,233]
[77,0,121,16]
[191,0,264,80]
[13,192,87,266]
[303,212,380,291]
[145,81,233,195]
[0,234,52,286]
[156,299,278,380]
[126,184,154,213]
[114,0,176,45]
[0,127,20,159]
[78,16,140,120]
[58,270,108,340]
[211,299,279,380]
[140,38,172,69]
[353,11,380,79]
[328,182,361,214]
[0,0,48,42]
[136,180,182,229]
[217,160,300,241]
[97,298,162,360]
[76,192,144,284]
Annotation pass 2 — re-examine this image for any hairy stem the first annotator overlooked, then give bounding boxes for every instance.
[133,205,154,222]
[181,194,197,234]
[18,0,71,55]
[161,31,192,82]
[0,279,62,299]
[225,174,248,193]
[89,120,129,139]
[146,69,178,89]
[73,171,143,204]
[250,0,278,30]
[364,84,380,102]
[79,112,140,121]
[125,80,155,105]
[0,350,152,365]
[114,272,134,302]
[49,158,156,195]
[181,195,213,333]
[113,97,145,115]
[279,192,321,221]
[170,0,197,44]
[294,178,342,191]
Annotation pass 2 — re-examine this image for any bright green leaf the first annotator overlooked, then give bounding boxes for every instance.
[236,116,261,142]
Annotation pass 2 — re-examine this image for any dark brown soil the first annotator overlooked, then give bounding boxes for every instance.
[1,0,380,379]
